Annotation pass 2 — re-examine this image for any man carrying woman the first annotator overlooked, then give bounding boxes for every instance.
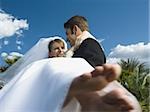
[48,38,141,112]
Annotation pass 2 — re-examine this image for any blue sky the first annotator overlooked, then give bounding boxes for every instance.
[0,0,149,65]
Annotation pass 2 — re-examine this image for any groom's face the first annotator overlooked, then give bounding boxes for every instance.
[65,28,76,47]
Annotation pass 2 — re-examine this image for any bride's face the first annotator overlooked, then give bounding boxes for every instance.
[48,41,65,58]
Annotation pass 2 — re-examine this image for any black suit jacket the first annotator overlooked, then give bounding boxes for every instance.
[73,38,106,67]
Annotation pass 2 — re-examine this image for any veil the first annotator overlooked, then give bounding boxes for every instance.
[1,36,67,83]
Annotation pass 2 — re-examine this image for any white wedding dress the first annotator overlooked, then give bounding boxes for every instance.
[0,36,91,112]
[0,58,94,112]
[0,36,141,112]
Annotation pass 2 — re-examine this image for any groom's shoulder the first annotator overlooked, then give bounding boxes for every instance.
[81,38,100,47]
[84,38,96,42]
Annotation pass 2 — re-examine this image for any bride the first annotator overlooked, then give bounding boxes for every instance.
[0,36,141,112]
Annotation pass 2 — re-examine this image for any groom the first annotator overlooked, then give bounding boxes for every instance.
[64,15,140,112]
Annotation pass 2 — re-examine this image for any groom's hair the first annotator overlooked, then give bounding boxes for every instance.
[64,15,89,32]
[48,39,65,52]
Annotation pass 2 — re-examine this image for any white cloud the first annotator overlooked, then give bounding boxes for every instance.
[107,42,150,65]
[1,51,23,61]
[106,57,121,64]
[1,52,8,58]
[4,40,9,45]
[17,45,22,50]
[0,10,29,39]
[9,52,23,57]
[16,40,22,45]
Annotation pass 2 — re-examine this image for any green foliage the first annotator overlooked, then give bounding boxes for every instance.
[118,58,150,112]
[0,79,5,89]
[0,53,22,73]
[0,66,9,72]
[0,52,22,89]
[4,56,21,66]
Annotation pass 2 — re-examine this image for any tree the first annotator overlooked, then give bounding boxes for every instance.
[0,52,23,89]
[0,52,23,73]
[118,58,150,112]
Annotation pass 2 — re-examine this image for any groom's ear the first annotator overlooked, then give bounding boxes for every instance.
[72,25,78,35]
